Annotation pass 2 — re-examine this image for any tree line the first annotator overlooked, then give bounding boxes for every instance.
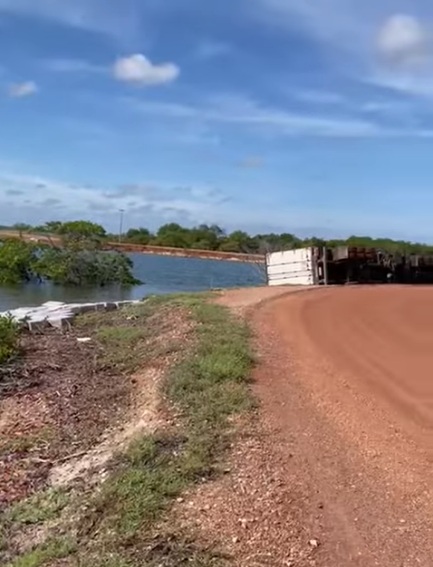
[5,221,433,256]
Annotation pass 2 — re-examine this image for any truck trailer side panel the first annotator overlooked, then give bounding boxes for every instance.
[266,248,316,286]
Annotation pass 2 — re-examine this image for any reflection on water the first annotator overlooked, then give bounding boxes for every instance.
[0,254,265,311]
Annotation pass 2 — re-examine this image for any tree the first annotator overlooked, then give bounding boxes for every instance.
[57,221,106,250]
[0,239,37,284]
[125,227,152,245]
[154,223,192,248]
[37,221,64,234]
[219,231,257,253]
[12,223,32,238]
[302,236,327,248]
[34,248,139,286]
[209,224,225,238]
[0,220,140,287]
[189,224,223,250]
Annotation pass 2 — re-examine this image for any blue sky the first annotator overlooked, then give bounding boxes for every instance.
[2,1,433,239]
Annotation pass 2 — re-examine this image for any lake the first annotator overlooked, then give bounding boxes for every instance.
[0,254,265,312]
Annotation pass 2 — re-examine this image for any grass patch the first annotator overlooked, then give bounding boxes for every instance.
[75,304,154,374]
[75,301,189,374]
[82,295,253,561]
[96,326,148,372]
[5,488,70,525]
[88,435,187,539]
[75,302,157,332]
[169,299,254,423]
[0,428,54,457]
[8,538,76,567]
[0,489,72,566]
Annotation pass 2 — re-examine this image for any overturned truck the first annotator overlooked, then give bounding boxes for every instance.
[266,246,433,286]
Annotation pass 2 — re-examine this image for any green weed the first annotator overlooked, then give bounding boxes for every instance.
[8,538,76,567]
[5,489,70,525]
[0,315,19,364]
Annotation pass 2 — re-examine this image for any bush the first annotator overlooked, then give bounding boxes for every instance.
[0,230,140,287]
[0,315,19,364]
[34,249,140,286]
[0,239,37,284]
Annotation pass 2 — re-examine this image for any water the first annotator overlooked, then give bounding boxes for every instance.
[0,254,265,311]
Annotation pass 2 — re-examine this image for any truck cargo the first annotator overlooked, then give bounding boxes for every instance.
[266,246,433,286]
[266,248,316,286]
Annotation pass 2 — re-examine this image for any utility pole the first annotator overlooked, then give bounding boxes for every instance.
[119,209,125,243]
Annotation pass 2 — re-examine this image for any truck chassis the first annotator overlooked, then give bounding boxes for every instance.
[314,246,433,285]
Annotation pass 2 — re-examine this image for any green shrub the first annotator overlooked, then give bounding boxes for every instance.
[0,315,19,364]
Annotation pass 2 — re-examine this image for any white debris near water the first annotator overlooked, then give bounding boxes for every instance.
[0,300,141,330]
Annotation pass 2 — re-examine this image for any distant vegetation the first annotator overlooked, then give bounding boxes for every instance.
[121,225,433,255]
[0,221,140,287]
[2,220,433,256]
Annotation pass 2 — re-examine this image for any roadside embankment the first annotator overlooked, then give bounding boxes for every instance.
[0,293,254,567]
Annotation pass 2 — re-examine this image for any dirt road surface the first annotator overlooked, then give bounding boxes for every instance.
[213,285,433,565]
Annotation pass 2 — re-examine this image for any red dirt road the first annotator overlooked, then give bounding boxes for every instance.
[208,286,433,565]
[251,285,433,565]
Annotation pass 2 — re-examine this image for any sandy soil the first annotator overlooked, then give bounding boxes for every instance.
[0,305,191,509]
[0,329,132,507]
[186,285,433,566]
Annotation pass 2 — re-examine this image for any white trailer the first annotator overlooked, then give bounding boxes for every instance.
[266,247,323,286]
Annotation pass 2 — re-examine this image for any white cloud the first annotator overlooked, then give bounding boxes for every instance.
[2,167,433,240]
[377,14,430,67]
[252,0,368,51]
[113,54,179,86]
[0,0,141,41]
[0,169,363,237]
[365,71,433,97]
[41,54,180,88]
[290,90,345,105]
[0,170,227,230]
[253,1,433,103]
[216,95,376,136]
[127,93,431,138]
[8,81,38,98]
[237,156,265,169]
[42,58,104,74]
[195,40,231,60]
[361,99,411,114]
